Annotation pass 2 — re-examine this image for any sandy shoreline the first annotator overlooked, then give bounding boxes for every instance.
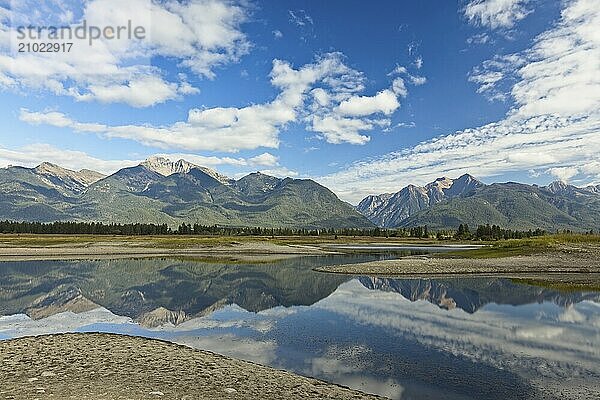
[0,241,334,261]
[0,333,382,400]
[315,251,600,276]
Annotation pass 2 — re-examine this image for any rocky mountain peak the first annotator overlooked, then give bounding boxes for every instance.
[403,184,426,194]
[457,173,477,181]
[234,171,281,197]
[357,193,393,214]
[357,174,486,228]
[141,156,195,176]
[426,177,453,190]
[35,162,75,177]
[34,162,105,188]
[453,173,481,187]
[140,156,232,185]
[546,180,569,194]
[445,173,483,197]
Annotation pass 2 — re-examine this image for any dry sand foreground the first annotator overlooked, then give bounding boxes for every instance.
[0,333,381,400]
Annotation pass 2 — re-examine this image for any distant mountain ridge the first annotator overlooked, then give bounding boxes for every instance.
[357,174,600,231]
[357,174,484,227]
[4,159,599,231]
[32,162,105,194]
[0,157,372,229]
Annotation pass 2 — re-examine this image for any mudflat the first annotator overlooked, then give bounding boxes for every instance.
[0,333,381,400]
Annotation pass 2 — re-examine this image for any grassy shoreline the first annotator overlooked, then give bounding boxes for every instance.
[440,234,600,258]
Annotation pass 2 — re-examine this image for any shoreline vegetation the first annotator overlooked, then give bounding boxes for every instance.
[0,333,382,400]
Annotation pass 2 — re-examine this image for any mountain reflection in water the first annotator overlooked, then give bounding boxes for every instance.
[1,255,599,400]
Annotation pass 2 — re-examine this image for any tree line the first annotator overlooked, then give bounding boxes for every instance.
[0,221,170,235]
[453,223,546,240]
[0,220,434,237]
[0,220,555,240]
[175,224,454,237]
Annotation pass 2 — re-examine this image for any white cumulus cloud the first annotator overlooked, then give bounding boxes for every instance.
[0,0,249,107]
[20,53,411,151]
[336,90,400,117]
[319,0,600,203]
[464,0,532,29]
[0,143,138,173]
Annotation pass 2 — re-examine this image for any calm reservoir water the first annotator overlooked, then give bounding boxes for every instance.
[1,252,599,399]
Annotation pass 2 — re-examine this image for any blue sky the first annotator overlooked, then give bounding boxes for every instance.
[0,0,598,203]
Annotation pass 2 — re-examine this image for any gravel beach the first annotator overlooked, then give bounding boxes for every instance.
[315,246,600,276]
[0,333,382,400]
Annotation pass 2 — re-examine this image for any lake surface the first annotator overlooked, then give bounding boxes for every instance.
[1,253,599,399]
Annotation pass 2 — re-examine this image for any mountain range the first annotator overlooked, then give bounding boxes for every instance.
[0,157,371,229]
[357,174,600,230]
[3,158,599,231]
